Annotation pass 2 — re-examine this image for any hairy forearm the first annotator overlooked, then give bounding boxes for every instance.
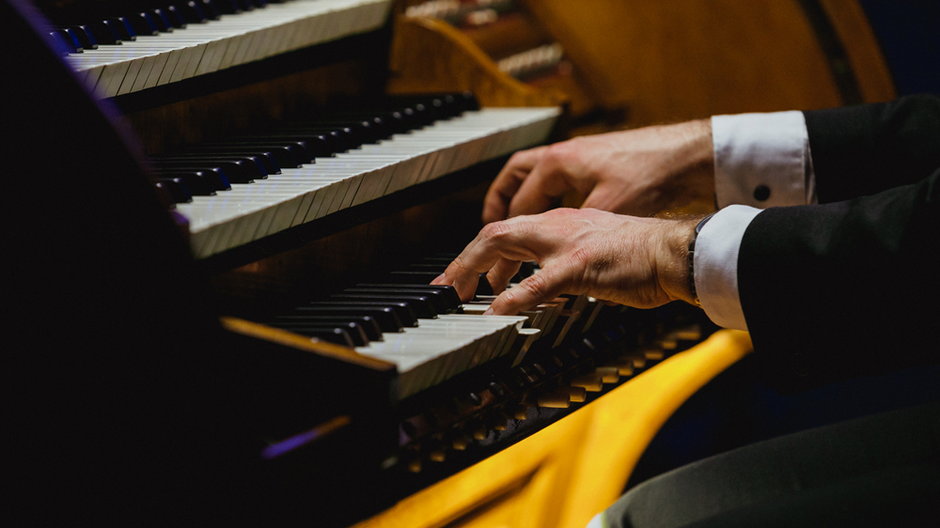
[659,118,714,180]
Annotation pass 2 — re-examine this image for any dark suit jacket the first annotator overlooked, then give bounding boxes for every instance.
[738,94,940,390]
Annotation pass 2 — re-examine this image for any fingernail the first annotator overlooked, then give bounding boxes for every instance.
[483,308,494,315]
[431,273,446,284]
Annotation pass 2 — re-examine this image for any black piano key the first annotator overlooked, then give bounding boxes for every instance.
[330,293,438,319]
[149,8,177,31]
[311,118,388,143]
[304,327,355,347]
[451,91,481,112]
[106,17,137,41]
[211,0,243,14]
[289,306,403,333]
[344,287,456,314]
[191,143,309,167]
[152,171,214,195]
[156,154,274,177]
[163,5,188,29]
[197,0,223,19]
[177,1,211,23]
[274,323,368,347]
[150,168,230,192]
[389,269,494,296]
[47,30,75,55]
[270,315,383,342]
[476,276,494,296]
[276,126,358,151]
[150,159,257,183]
[127,12,160,36]
[229,133,336,158]
[327,107,414,135]
[355,284,462,312]
[91,18,123,44]
[513,262,539,283]
[66,24,99,49]
[400,92,478,118]
[62,27,89,50]
[215,150,284,173]
[177,152,280,175]
[308,301,418,328]
[155,177,193,203]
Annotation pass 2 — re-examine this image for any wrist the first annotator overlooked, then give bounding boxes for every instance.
[679,119,715,171]
[663,119,717,211]
[655,216,703,306]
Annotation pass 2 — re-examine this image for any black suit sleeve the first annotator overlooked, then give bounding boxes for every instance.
[738,96,940,390]
[805,93,940,202]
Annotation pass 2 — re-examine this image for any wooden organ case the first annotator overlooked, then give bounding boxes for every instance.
[8,0,892,526]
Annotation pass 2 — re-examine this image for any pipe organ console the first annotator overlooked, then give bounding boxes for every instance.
[25,0,901,526]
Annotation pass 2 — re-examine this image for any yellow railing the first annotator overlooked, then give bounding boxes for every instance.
[354,329,753,528]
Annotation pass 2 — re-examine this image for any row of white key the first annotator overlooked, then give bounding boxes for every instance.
[354,313,529,399]
[174,106,561,258]
[65,0,392,97]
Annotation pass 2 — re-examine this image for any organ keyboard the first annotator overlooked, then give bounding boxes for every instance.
[47,0,393,97]
[10,1,731,525]
[160,93,559,257]
[235,250,713,489]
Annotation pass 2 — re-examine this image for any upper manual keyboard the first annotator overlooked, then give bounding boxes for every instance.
[47,0,392,97]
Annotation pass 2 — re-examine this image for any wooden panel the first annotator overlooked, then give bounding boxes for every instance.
[819,0,896,102]
[520,0,885,127]
[387,15,567,108]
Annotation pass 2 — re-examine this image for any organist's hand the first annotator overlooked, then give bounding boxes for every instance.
[432,208,701,315]
[482,119,715,224]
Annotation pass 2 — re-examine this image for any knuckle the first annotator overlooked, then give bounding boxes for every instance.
[508,150,528,164]
[569,246,593,269]
[545,206,574,219]
[520,272,550,300]
[569,247,595,288]
[480,220,511,241]
[542,143,571,166]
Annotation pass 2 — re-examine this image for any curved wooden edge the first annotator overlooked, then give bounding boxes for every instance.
[819,0,896,102]
[219,316,395,371]
[387,15,568,108]
[557,329,753,527]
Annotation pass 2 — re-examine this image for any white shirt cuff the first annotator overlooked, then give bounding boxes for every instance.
[694,204,761,330]
[711,111,816,207]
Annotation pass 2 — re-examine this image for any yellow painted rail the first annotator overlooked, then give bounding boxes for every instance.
[353,329,753,528]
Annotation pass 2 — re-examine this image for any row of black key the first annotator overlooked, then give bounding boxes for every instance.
[43,0,283,54]
[150,93,480,204]
[267,282,464,348]
[262,251,530,348]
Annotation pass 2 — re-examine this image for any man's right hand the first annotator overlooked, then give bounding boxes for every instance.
[482,119,716,223]
[432,208,702,315]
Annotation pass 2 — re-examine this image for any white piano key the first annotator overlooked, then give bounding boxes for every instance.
[356,313,528,398]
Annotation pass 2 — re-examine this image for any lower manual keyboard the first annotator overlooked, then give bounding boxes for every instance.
[256,252,712,480]
[263,255,571,399]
